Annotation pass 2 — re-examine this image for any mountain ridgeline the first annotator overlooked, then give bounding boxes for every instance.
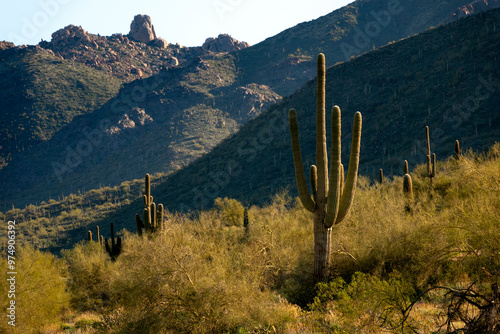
[140,8,500,215]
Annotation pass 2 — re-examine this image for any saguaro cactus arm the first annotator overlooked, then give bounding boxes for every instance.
[310,165,318,203]
[335,111,362,225]
[289,109,316,212]
[325,106,342,227]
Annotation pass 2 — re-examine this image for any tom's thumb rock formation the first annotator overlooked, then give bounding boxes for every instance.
[129,14,157,43]
[202,34,249,53]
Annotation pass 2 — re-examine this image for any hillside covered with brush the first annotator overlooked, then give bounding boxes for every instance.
[2,144,499,333]
[0,45,121,168]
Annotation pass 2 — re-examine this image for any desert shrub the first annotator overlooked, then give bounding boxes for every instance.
[310,272,416,332]
[213,197,245,226]
[0,244,69,333]
[101,205,300,333]
[63,241,118,312]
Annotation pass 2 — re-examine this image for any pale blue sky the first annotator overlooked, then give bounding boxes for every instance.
[0,0,353,47]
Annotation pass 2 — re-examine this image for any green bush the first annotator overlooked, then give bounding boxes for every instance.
[0,244,69,333]
[213,197,245,227]
[63,241,118,312]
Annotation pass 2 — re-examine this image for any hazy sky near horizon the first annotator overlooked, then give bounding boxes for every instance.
[0,0,353,47]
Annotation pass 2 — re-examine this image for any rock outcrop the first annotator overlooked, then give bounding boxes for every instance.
[447,0,500,22]
[51,25,96,48]
[150,38,168,48]
[0,41,15,50]
[107,108,153,135]
[202,34,249,53]
[129,14,157,44]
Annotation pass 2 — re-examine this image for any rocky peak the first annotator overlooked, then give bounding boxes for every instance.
[202,34,249,53]
[51,25,96,48]
[0,41,15,50]
[129,14,157,44]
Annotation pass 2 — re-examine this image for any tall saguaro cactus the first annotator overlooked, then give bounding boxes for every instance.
[289,53,362,283]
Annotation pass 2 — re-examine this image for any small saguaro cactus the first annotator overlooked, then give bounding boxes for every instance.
[403,160,409,175]
[379,169,384,185]
[135,174,165,236]
[105,222,122,261]
[96,225,101,245]
[403,173,413,212]
[455,140,461,160]
[243,208,249,236]
[425,126,436,180]
[289,53,362,283]
[87,230,92,242]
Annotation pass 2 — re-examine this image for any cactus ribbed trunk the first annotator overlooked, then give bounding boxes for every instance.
[314,213,332,280]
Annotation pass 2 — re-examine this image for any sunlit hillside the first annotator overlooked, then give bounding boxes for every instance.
[2,144,498,333]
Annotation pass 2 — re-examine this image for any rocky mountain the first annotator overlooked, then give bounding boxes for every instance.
[0,52,281,208]
[0,0,496,209]
[128,7,500,214]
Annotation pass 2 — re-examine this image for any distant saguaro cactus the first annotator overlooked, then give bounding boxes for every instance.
[243,208,249,234]
[403,160,409,175]
[289,53,362,283]
[96,225,101,245]
[87,230,92,242]
[136,174,164,236]
[403,173,413,212]
[105,222,122,261]
[379,169,384,185]
[455,140,461,160]
[425,126,436,180]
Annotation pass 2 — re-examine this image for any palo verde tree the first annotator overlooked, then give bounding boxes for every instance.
[288,53,362,283]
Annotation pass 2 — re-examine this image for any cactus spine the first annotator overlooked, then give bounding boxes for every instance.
[289,53,362,282]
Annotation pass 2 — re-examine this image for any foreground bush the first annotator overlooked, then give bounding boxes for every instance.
[0,244,69,333]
